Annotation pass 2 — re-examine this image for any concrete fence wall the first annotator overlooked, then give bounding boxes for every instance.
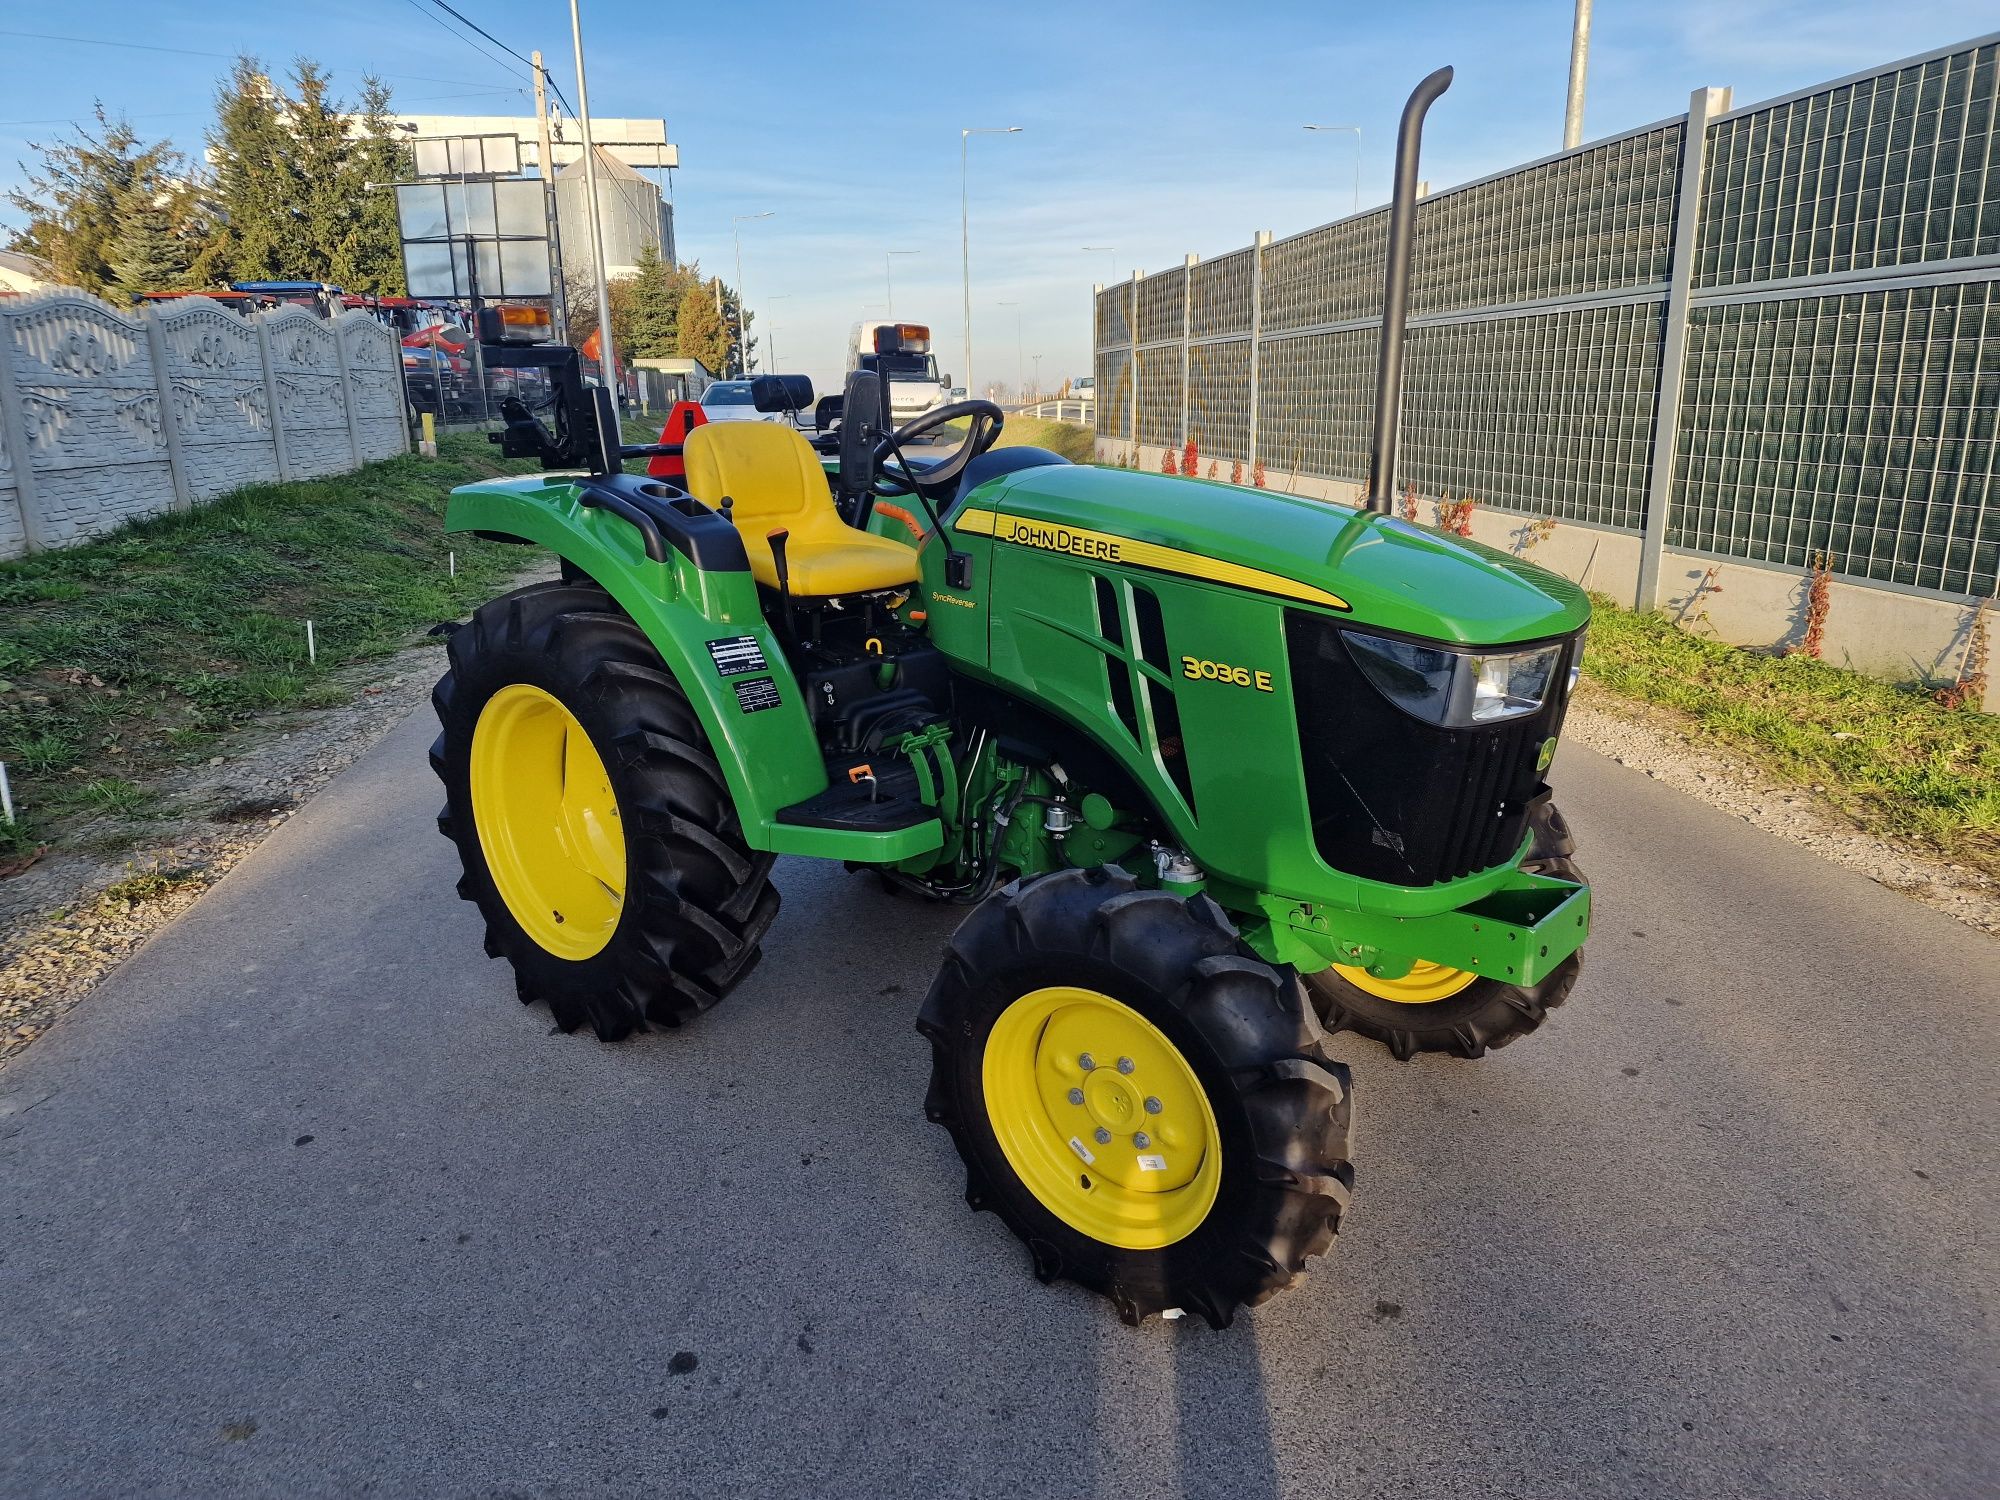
[0,289,410,559]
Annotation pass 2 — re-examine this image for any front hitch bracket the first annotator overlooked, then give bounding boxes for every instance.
[1246,870,1590,987]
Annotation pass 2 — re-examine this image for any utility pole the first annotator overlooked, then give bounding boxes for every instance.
[531,50,568,345]
[766,293,790,372]
[732,211,773,378]
[568,0,617,400]
[997,299,1023,400]
[1564,0,1593,149]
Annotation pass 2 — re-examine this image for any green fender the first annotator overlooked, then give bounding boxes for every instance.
[444,474,941,861]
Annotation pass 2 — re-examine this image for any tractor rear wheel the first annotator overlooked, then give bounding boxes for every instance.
[431,579,779,1040]
[918,865,1354,1328]
[1305,800,1585,1060]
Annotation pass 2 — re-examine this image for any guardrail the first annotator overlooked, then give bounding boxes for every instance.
[1017,400,1093,423]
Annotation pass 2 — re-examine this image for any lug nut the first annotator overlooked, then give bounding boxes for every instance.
[1093,1127,1112,1145]
[1079,1052,1096,1072]
[1133,1132,1151,1149]
[1066,1087,1084,1106]
[1144,1096,1163,1114]
[1116,1056,1135,1075]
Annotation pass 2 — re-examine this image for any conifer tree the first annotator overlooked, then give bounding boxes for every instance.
[285,61,354,280]
[624,244,684,359]
[4,107,186,295]
[204,58,293,282]
[108,179,195,299]
[337,76,409,295]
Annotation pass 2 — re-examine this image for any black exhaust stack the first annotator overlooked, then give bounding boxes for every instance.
[1366,65,1453,514]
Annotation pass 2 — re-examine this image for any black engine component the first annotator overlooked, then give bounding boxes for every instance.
[803,637,952,755]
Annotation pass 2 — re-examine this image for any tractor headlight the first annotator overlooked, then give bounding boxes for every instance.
[1344,631,1562,727]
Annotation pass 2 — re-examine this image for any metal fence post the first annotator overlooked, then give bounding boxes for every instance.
[1247,229,1270,473]
[1127,271,1140,457]
[1178,253,1196,451]
[1636,85,1731,611]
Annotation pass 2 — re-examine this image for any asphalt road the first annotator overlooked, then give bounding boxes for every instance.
[2,706,1994,1499]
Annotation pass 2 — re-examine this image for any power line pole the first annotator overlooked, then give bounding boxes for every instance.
[732,212,773,379]
[531,50,569,345]
[1564,0,1592,149]
[568,0,617,399]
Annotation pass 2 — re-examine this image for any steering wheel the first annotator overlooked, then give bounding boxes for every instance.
[870,400,1005,501]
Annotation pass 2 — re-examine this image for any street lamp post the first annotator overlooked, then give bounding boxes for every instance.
[732,210,773,378]
[1082,245,1116,285]
[1304,124,1363,217]
[961,125,1022,402]
[997,299,1024,403]
[1030,353,1043,402]
[885,249,919,320]
[1565,0,1593,148]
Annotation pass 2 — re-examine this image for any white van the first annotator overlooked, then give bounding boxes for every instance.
[847,321,953,426]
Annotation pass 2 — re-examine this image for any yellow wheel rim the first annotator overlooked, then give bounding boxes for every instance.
[470,683,626,961]
[1332,958,1479,1004]
[982,986,1221,1251]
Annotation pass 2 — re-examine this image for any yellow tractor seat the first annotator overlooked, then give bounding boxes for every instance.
[682,421,919,596]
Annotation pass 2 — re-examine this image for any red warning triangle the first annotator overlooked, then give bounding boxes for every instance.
[645,400,708,480]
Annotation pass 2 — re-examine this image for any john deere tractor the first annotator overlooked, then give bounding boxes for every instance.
[429,68,1590,1326]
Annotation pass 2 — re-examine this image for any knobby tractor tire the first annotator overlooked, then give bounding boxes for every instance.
[431,579,779,1041]
[918,865,1355,1329]
[1305,799,1586,1061]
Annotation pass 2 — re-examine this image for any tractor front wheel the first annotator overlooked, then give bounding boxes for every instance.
[431,580,779,1040]
[918,865,1354,1328]
[1305,800,1586,1060]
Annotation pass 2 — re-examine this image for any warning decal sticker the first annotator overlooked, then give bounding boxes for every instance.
[733,677,782,714]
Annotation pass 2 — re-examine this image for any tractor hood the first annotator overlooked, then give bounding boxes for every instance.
[972,466,1589,645]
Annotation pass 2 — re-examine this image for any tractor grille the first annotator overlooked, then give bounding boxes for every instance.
[1284,612,1580,887]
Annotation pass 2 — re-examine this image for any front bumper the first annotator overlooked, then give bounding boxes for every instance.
[1251,865,1590,987]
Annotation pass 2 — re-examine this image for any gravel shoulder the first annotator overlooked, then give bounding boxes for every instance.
[0,641,451,1062]
[3,637,1990,1070]
[1566,684,1999,936]
[1,561,554,1066]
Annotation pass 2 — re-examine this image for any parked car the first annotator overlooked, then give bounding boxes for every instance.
[700,380,789,424]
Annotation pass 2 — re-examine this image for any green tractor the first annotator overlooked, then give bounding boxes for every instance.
[430,69,1590,1326]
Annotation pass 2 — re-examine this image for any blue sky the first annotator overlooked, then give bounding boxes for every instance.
[3,1,1993,394]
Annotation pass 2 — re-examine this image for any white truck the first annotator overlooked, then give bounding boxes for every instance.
[846,321,953,426]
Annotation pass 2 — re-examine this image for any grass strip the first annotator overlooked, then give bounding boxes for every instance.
[1582,594,1999,874]
[0,433,535,857]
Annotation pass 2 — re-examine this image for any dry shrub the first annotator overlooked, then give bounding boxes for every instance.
[1936,600,1990,710]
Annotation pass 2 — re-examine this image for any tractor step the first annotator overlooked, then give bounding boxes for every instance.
[776,758,934,832]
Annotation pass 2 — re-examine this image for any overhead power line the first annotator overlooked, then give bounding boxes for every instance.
[0,28,505,89]
[394,0,533,85]
[420,0,535,71]
[398,1,578,120]
[0,90,517,129]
